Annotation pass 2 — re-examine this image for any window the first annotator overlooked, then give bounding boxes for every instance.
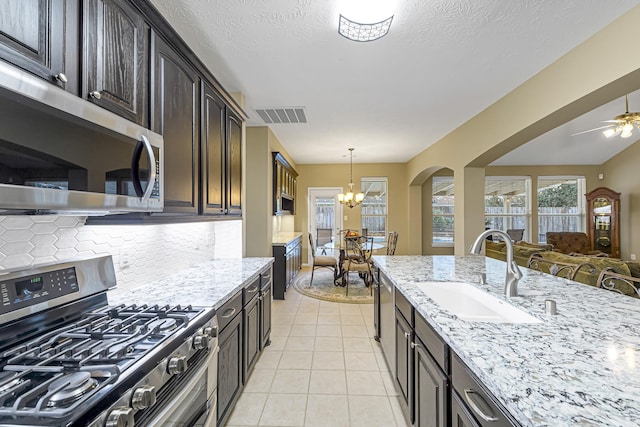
[484,177,531,240]
[361,177,387,241]
[537,177,586,243]
[432,176,454,245]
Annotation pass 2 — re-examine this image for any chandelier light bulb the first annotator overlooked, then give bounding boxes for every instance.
[337,148,365,208]
[603,128,617,138]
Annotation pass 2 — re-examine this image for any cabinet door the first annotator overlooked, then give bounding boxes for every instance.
[414,340,448,427]
[201,82,225,214]
[226,111,242,215]
[83,0,149,125]
[217,312,243,427]
[395,309,412,412]
[243,296,260,383]
[151,33,199,214]
[451,390,481,427]
[0,0,77,91]
[260,281,272,349]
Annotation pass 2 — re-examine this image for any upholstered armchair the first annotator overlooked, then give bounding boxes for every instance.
[545,232,607,257]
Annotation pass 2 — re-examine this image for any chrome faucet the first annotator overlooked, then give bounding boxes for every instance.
[470,229,523,298]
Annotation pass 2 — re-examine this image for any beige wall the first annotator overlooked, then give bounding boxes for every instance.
[296,163,408,262]
[245,126,297,257]
[602,140,640,259]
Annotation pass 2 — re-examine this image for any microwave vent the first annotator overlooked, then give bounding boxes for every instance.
[255,107,307,124]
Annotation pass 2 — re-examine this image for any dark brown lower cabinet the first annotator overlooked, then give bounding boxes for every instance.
[217,291,243,427]
[217,309,242,427]
[260,269,272,348]
[414,335,448,427]
[395,307,412,421]
[243,293,260,382]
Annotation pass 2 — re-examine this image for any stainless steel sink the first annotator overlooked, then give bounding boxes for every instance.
[414,282,542,324]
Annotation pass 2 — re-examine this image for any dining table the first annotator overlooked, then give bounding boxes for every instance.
[321,238,385,286]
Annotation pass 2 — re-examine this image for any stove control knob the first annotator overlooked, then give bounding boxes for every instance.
[105,406,134,427]
[193,334,209,350]
[204,326,218,337]
[167,355,188,375]
[131,385,157,410]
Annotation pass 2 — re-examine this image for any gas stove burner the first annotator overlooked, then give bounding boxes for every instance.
[0,372,23,394]
[47,371,97,407]
[146,318,178,333]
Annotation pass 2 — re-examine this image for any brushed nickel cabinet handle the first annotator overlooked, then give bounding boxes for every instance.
[55,73,67,83]
[90,90,102,99]
[463,389,499,422]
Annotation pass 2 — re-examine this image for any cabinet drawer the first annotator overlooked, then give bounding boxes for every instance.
[261,267,272,289]
[415,311,448,372]
[218,291,243,331]
[244,277,260,305]
[395,288,413,325]
[451,354,517,427]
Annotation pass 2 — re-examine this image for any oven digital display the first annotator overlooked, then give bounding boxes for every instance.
[0,267,79,316]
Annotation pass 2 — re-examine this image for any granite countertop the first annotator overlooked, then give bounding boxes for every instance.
[107,257,274,310]
[373,255,640,427]
[272,231,303,246]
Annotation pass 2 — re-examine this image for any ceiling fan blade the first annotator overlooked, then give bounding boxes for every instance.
[570,124,615,136]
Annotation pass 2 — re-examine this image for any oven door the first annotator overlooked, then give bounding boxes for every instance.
[137,346,218,427]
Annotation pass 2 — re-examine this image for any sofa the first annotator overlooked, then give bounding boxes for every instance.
[485,240,640,297]
[545,232,606,256]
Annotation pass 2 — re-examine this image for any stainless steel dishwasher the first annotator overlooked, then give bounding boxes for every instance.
[379,271,395,372]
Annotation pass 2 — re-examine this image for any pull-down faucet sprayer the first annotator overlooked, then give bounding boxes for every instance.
[470,229,523,297]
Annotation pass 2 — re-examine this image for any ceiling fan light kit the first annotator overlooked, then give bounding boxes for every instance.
[602,95,640,139]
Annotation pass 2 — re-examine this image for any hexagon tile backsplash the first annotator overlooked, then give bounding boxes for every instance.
[0,216,242,290]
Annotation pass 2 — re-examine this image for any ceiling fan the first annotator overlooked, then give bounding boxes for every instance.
[571,95,640,139]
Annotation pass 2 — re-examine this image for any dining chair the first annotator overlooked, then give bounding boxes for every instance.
[342,236,374,296]
[308,233,337,286]
[316,228,332,255]
[386,231,399,255]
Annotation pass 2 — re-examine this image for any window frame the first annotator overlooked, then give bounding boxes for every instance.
[537,176,586,243]
[360,177,387,241]
[484,176,531,241]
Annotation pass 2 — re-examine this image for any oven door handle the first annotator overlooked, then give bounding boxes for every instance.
[144,347,218,425]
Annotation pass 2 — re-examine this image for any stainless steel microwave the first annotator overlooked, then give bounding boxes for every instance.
[0,61,163,215]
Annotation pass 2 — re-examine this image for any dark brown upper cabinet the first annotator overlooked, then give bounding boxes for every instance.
[83,0,149,126]
[273,152,297,215]
[151,32,199,215]
[0,0,79,93]
[201,81,242,217]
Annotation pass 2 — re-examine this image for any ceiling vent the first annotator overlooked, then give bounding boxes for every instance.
[255,107,308,124]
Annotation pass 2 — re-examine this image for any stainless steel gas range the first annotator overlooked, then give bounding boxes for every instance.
[0,255,218,427]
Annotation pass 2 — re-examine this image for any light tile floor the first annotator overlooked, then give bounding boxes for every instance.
[224,281,411,427]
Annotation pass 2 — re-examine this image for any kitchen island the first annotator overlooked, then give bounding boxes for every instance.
[373,255,640,427]
[107,257,274,308]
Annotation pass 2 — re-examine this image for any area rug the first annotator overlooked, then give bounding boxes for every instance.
[291,269,373,304]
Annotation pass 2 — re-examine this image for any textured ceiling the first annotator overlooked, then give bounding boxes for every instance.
[150,0,640,165]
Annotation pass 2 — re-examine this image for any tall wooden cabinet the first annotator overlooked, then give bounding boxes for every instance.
[202,82,242,216]
[83,0,149,126]
[586,187,620,258]
[151,33,199,214]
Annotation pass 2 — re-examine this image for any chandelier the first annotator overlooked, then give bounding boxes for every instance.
[338,148,365,208]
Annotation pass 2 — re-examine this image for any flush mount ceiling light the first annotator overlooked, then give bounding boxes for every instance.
[338,148,365,208]
[572,95,640,139]
[338,0,395,42]
[338,14,393,42]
